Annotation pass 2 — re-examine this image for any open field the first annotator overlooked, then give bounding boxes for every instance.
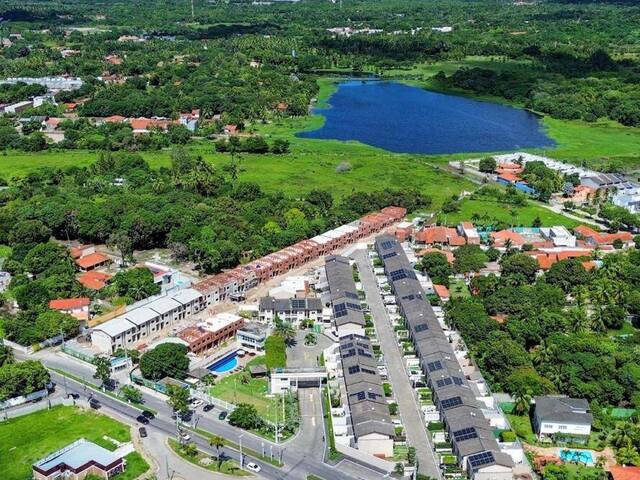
[448,278,470,299]
[437,198,580,228]
[209,374,279,422]
[0,405,137,480]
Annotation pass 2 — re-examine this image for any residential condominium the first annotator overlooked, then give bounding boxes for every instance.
[90,288,204,353]
[193,206,406,306]
[258,296,322,325]
[324,255,366,337]
[375,234,514,480]
[338,334,395,458]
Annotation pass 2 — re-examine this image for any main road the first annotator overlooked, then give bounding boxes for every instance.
[354,249,442,479]
[20,348,388,480]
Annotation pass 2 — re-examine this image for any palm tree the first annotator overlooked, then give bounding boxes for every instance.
[304,332,316,346]
[504,238,513,253]
[616,445,640,466]
[209,435,225,470]
[530,340,555,366]
[610,421,636,448]
[239,371,250,385]
[274,316,296,346]
[513,389,532,416]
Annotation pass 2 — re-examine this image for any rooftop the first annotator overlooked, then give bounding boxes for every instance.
[534,395,592,425]
[34,438,121,473]
[49,297,90,310]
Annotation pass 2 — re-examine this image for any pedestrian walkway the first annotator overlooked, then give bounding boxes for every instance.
[354,250,441,479]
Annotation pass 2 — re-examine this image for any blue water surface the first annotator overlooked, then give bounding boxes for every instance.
[297,80,555,154]
[208,352,238,373]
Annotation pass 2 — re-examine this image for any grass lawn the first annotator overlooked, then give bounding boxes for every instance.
[607,321,638,337]
[392,444,409,461]
[439,198,580,228]
[209,374,279,422]
[448,278,470,299]
[168,438,249,476]
[0,405,133,480]
[506,414,538,445]
[113,452,150,480]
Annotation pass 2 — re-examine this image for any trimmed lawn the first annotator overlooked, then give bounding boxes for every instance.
[439,198,580,228]
[506,414,537,445]
[0,405,133,480]
[113,452,150,480]
[209,374,279,422]
[449,278,470,299]
[168,438,249,476]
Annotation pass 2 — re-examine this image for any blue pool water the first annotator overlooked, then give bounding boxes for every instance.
[559,449,594,466]
[207,352,238,373]
[297,80,555,154]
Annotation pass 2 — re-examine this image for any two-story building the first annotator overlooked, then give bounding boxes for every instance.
[533,396,592,442]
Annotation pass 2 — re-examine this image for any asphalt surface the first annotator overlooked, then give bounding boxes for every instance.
[21,349,389,480]
[354,249,442,479]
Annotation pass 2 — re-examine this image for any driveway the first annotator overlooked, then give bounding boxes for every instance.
[354,249,441,479]
[286,330,333,369]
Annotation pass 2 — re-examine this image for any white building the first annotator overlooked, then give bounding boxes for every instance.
[533,396,592,441]
[540,226,576,247]
[258,296,323,326]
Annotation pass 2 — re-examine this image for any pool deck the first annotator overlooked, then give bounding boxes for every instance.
[524,444,617,469]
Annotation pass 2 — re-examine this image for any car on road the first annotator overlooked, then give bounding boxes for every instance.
[139,427,147,438]
[136,415,149,425]
[245,462,261,473]
[179,431,191,441]
[67,393,79,400]
[89,398,101,409]
[218,411,227,421]
[189,398,203,408]
[141,410,155,419]
[203,404,214,412]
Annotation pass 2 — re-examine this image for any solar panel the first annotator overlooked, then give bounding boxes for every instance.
[352,391,366,401]
[348,365,360,374]
[453,427,478,442]
[381,240,395,250]
[427,361,443,372]
[382,252,397,259]
[390,269,408,281]
[441,396,463,410]
[357,348,372,358]
[291,299,306,309]
[401,294,416,301]
[345,291,359,299]
[334,303,347,318]
[346,302,361,310]
[436,377,453,388]
[361,367,377,375]
[414,323,429,332]
[453,376,464,386]
[468,451,495,468]
[367,392,379,400]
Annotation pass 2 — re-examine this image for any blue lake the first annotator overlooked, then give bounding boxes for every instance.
[297,80,555,154]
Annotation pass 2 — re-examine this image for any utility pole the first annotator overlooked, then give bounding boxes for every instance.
[239,434,244,470]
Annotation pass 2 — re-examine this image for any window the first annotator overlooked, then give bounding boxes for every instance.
[559,425,567,430]
[348,365,360,375]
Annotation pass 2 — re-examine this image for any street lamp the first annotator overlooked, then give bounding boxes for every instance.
[239,433,244,470]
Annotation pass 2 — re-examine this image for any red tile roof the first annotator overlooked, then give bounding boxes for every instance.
[49,297,90,310]
[490,230,525,247]
[498,172,522,183]
[417,248,455,264]
[105,115,126,123]
[433,284,450,299]
[609,466,640,480]
[574,225,633,245]
[415,226,465,246]
[79,271,112,290]
[75,252,109,269]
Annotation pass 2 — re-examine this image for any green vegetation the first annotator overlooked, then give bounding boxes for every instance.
[113,452,150,480]
[448,278,470,300]
[168,438,248,476]
[209,374,279,422]
[0,405,133,480]
[139,343,190,381]
[322,387,342,461]
[264,335,286,370]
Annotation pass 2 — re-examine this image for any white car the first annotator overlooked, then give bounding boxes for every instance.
[190,399,204,408]
[245,462,261,473]
[179,432,191,441]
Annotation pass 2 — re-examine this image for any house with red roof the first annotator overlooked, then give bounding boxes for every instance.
[433,284,450,301]
[79,270,112,290]
[104,115,126,123]
[75,251,110,272]
[574,225,634,247]
[49,297,91,321]
[608,465,640,480]
[224,124,238,135]
[417,248,455,264]
[414,226,465,246]
[490,230,525,249]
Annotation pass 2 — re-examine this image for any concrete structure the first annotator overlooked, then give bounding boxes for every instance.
[33,438,124,480]
[324,255,365,337]
[0,76,84,91]
[258,296,322,325]
[375,234,514,479]
[236,322,268,352]
[457,222,480,245]
[540,226,576,247]
[177,312,244,355]
[90,288,204,353]
[338,334,395,458]
[533,396,592,441]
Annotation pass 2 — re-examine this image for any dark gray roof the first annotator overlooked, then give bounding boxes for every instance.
[581,173,626,187]
[339,334,394,439]
[466,450,514,472]
[325,256,365,328]
[375,234,512,474]
[534,396,592,426]
[258,296,322,313]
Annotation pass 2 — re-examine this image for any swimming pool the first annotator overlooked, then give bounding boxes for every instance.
[560,449,594,466]
[207,352,239,374]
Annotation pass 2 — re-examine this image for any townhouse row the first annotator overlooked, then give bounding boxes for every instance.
[375,234,514,480]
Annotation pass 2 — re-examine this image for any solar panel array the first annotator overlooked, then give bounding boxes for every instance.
[325,255,366,329]
[374,234,511,474]
[468,451,495,468]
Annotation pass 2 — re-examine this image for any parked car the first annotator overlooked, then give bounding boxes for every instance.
[179,431,191,441]
[89,398,101,409]
[142,410,155,419]
[218,411,227,421]
[203,404,214,412]
[136,415,149,425]
[245,462,261,473]
[139,427,147,438]
[190,399,203,408]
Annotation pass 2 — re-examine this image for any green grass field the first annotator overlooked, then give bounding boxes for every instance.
[0,405,143,480]
[209,374,279,422]
[438,198,580,228]
[449,278,470,299]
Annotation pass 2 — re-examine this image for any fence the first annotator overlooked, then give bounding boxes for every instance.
[0,389,48,409]
[1,397,75,421]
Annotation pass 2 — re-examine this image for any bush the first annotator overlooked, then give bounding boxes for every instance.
[500,430,517,442]
[139,343,189,381]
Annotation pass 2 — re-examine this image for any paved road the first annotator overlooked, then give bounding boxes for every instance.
[354,249,441,479]
[20,349,387,480]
